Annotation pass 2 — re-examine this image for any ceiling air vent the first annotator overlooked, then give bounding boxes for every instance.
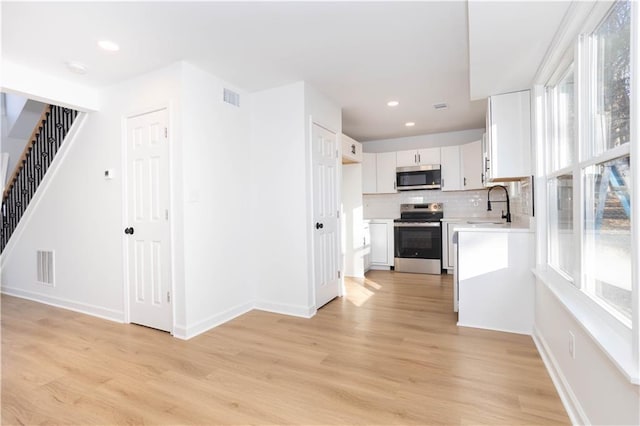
[37,250,55,286]
[433,103,448,111]
[223,88,240,107]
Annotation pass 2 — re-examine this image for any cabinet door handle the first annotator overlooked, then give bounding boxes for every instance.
[351,144,356,155]
[414,154,417,164]
[418,154,421,163]
[464,177,467,186]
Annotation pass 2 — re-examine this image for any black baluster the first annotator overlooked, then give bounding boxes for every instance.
[47,108,54,166]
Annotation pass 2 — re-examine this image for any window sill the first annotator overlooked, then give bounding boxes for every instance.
[532,266,639,385]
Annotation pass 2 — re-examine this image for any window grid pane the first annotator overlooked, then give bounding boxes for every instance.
[548,175,574,279]
[583,155,631,322]
[588,0,631,158]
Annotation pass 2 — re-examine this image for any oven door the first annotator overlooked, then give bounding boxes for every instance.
[394,222,442,274]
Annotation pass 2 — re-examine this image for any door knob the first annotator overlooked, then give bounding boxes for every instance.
[315,222,324,230]
[124,227,135,235]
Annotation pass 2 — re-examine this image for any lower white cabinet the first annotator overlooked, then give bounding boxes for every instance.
[363,221,371,272]
[442,219,465,271]
[368,219,394,270]
[457,229,534,334]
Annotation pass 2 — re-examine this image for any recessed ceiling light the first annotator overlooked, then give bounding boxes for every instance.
[387,101,399,107]
[66,61,87,74]
[405,122,415,127]
[433,103,448,111]
[98,40,120,52]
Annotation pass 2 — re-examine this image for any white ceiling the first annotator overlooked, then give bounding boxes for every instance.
[468,1,572,100]
[1,1,569,142]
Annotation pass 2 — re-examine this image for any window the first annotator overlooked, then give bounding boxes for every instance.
[582,0,632,323]
[544,0,632,325]
[587,0,631,158]
[546,64,576,279]
[583,156,631,321]
[547,175,574,278]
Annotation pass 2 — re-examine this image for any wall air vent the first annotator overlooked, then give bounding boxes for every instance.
[37,250,55,286]
[223,88,240,107]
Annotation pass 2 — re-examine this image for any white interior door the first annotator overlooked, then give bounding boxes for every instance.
[312,123,340,309]
[125,109,172,332]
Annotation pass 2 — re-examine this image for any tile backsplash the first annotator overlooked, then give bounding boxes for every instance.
[364,178,533,221]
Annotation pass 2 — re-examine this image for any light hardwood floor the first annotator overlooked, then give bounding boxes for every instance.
[2,271,569,425]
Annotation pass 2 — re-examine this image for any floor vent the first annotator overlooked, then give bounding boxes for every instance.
[223,88,240,107]
[37,250,55,286]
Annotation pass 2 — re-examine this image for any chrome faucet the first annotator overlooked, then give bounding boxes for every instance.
[487,185,511,223]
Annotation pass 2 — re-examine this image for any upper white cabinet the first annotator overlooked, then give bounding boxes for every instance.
[486,90,531,181]
[440,146,461,191]
[461,140,483,189]
[376,152,397,193]
[342,134,362,164]
[362,152,397,194]
[440,140,483,191]
[396,148,440,167]
[362,153,377,193]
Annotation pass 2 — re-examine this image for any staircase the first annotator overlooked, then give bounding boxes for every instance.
[1,105,79,252]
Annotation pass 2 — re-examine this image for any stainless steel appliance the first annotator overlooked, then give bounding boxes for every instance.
[396,165,441,191]
[394,203,443,274]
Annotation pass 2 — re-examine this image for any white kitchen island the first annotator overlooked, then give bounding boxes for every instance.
[455,224,535,335]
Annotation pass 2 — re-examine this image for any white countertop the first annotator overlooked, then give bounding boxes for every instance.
[451,221,533,233]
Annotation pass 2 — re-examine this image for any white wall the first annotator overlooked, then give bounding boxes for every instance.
[341,163,364,277]
[535,282,640,425]
[178,63,253,337]
[0,63,185,322]
[1,60,101,111]
[249,82,310,316]
[303,83,342,307]
[362,128,485,153]
[249,82,341,316]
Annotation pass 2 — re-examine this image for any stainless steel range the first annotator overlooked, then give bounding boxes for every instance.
[394,203,443,274]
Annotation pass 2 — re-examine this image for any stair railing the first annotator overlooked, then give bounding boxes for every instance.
[1,105,79,252]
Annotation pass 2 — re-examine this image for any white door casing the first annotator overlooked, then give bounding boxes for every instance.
[312,123,340,309]
[125,109,172,332]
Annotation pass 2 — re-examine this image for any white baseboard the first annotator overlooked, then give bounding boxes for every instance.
[532,326,589,426]
[1,286,124,323]
[254,300,316,319]
[369,265,391,271]
[173,301,255,340]
[456,321,533,336]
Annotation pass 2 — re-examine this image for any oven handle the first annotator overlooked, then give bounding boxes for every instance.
[394,222,441,228]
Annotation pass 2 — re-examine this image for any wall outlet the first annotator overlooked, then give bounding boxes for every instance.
[568,331,575,359]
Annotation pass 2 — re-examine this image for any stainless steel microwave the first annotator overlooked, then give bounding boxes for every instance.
[396,164,441,191]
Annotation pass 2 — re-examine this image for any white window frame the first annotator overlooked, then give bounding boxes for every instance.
[534,0,638,383]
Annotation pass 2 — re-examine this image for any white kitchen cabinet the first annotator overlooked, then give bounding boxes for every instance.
[375,152,397,193]
[368,219,395,269]
[362,153,377,193]
[342,134,362,164]
[461,140,483,190]
[441,141,482,191]
[396,148,440,167]
[440,146,462,191]
[362,152,396,194]
[486,90,531,181]
[441,219,465,271]
[363,221,371,272]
